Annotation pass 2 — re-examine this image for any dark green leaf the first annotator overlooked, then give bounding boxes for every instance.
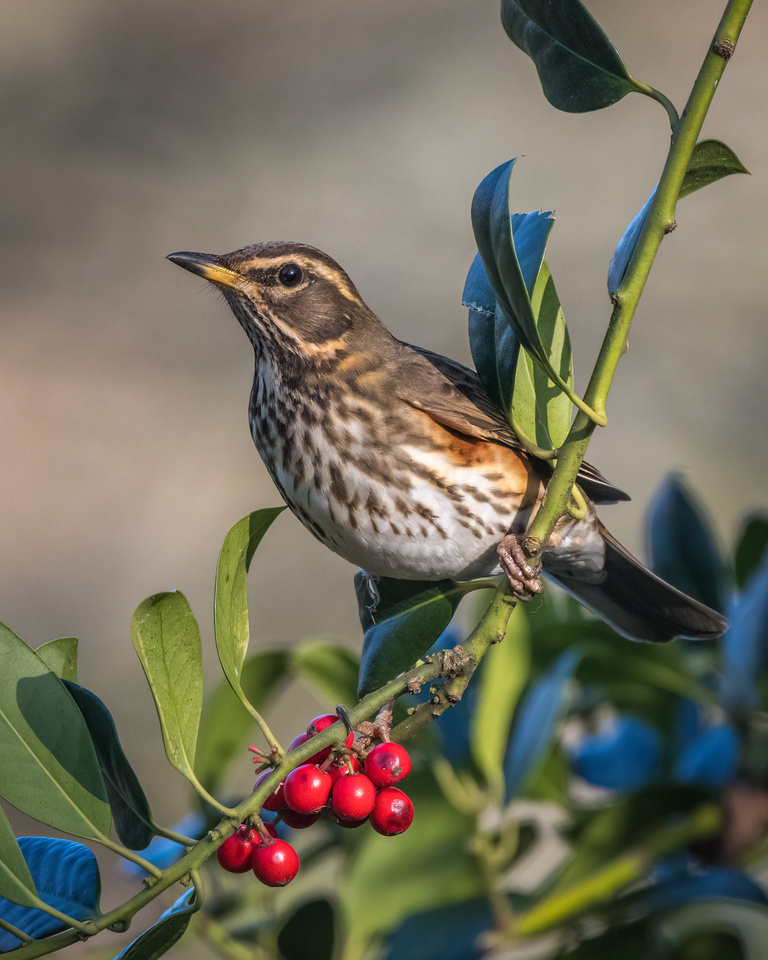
[278,899,335,960]
[0,623,111,840]
[291,641,360,709]
[62,682,154,850]
[130,592,203,782]
[0,806,37,908]
[679,139,749,200]
[195,650,289,794]
[111,888,196,960]
[646,474,727,612]
[214,509,285,710]
[355,572,482,697]
[734,515,768,590]
[470,607,530,792]
[501,0,638,113]
[0,838,101,952]
[470,161,588,425]
[35,638,78,683]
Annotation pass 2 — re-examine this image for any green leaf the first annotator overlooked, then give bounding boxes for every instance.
[130,592,203,782]
[214,508,285,710]
[501,0,638,113]
[112,888,196,960]
[355,573,485,697]
[195,650,290,795]
[734,514,768,590]
[291,641,361,709]
[62,682,154,850]
[470,606,530,793]
[0,623,111,840]
[35,638,78,683]
[470,161,594,425]
[679,139,749,200]
[0,805,37,907]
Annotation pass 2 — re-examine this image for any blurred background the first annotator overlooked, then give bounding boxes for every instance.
[1,0,766,858]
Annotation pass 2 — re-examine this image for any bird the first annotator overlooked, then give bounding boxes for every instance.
[166,241,727,643]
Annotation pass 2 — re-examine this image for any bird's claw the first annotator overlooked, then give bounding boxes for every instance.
[497,534,544,601]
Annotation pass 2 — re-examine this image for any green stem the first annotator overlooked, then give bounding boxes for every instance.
[0,918,34,944]
[511,803,722,937]
[95,834,164,880]
[523,0,753,558]
[632,79,680,128]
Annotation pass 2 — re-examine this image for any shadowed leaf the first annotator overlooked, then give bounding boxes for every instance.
[679,139,749,199]
[355,573,483,697]
[734,515,768,590]
[62,682,154,850]
[0,838,100,952]
[0,623,110,840]
[0,806,37,908]
[278,899,336,960]
[111,888,196,960]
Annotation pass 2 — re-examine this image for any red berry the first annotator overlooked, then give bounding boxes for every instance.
[253,770,286,812]
[327,756,363,786]
[331,773,376,821]
[283,764,332,813]
[364,743,411,788]
[252,838,299,887]
[280,808,320,829]
[216,826,257,873]
[306,714,337,737]
[370,787,414,836]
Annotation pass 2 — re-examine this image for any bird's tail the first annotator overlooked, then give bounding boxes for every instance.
[548,522,728,643]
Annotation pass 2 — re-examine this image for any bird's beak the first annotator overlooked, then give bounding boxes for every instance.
[166,251,243,289]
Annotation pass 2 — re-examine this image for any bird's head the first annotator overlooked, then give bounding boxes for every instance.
[166,242,377,359]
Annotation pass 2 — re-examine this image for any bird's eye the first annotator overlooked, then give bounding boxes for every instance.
[277,262,303,287]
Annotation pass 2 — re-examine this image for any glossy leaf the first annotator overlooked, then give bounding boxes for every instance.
[608,185,655,297]
[470,161,585,426]
[657,900,768,958]
[570,716,661,791]
[646,474,727,612]
[0,837,100,952]
[195,651,289,794]
[278,899,335,960]
[291,641,360,709]
[609,141,749,296]
[470,607,530,792]
[501,0,638,113]
[355,572,482,697]
[35,638,78,683]
[0,806,37,907]
[504,648,581,798]
[734,514,768,590]
[0,623,111,840]
[214,509,285,710]
[62,682,153,850]
[721,552,768,713]
[679,139,749,199]
[111,887,196,960]
[130,592,203,782]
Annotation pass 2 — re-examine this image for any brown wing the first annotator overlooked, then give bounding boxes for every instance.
[398,342,630,505]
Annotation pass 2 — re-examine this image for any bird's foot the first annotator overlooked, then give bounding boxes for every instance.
[497,534,544,601]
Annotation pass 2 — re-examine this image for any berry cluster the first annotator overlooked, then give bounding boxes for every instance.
[216,714,414,887]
